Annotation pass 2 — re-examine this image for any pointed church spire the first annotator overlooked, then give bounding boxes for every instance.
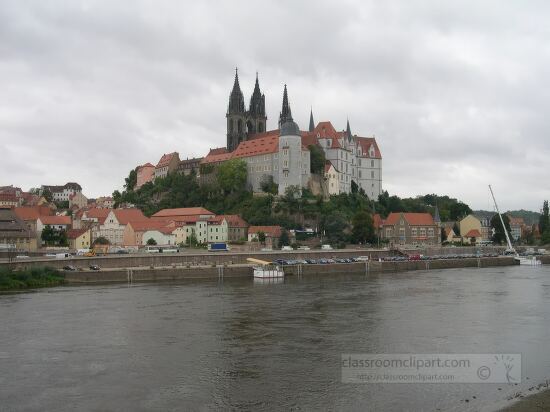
[249,71,265,116]
[279,84,300,136]
[228,67,245,114]
[279,84,293,127]
[434,204,441,223]
[309,108,315,132]
[346,118,353,141]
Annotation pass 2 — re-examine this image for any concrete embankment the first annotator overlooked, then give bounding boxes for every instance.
[63,257,517,284]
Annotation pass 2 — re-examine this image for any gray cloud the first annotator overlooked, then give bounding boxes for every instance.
[0,0,548,211]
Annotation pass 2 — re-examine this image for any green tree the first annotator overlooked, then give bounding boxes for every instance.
[449,202,472,221]
[93,236,110,245]
[58,229,68,247]
[216,159,247,194]
[124,168,138,191]
[452,222,460,237]
[351,210,375,244]
[41,225,55,245]
[260,175,278,195]
[320,211,349,245]
[539,200,549,236]
[42,188,53,203]
[146,238,157,246]
[490,214,512,245]
[351,180,359,194]
[186,232,198,247]
[258,231,266,244]
[279,230,290,247]
[308,144,326,174]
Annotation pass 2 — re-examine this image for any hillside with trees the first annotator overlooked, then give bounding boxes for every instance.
[112,164,482,246]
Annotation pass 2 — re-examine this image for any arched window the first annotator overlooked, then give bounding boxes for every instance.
[258,122,264,133]
[238,119,242,133]
[230,120,234,133]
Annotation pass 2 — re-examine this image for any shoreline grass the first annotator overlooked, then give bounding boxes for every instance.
[0,266,65,291]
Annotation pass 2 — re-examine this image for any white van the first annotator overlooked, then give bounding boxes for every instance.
[321,244,333,250]
[281,246,293,251]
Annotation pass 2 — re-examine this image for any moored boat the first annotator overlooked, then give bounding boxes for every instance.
[247,258,285,278]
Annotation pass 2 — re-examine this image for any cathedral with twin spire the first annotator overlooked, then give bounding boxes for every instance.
[203,69,383,199]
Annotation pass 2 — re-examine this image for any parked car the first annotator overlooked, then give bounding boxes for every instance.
[281,246,293,251]
[356,256,370,262]
[89,265,101,271]
[321,244,333,250]
[63,265,77,271]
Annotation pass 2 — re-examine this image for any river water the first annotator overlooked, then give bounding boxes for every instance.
[1,265,550,411]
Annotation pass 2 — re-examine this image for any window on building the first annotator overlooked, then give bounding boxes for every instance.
[371,160,374,167]
[371,171,375,178]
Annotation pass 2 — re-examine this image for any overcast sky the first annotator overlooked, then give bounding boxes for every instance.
[1,1,549,211]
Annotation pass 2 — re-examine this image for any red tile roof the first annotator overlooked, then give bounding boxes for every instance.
[223,215,248,227]
[465,229,482,238]
[248,225,282,238]
[0,193,18,202]
[232,134,279,158]
[201,148,233,164]
[82,208,111,224]
[128,220,174,234]
[14,206,53,220]
[139,163,155,169]
[40,215,72,226]
[112,208,146,225]
[67,228,89,239]
[384,212,435,226]
[152,207,214,218]
[356,137,382,159]
[156,152,178,168]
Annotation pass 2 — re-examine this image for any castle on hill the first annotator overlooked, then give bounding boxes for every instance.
[201,69,383,198]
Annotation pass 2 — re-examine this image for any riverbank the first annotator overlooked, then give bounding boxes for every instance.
[63,256,517,284]
[0,266,65,291]
[501,385,550,411]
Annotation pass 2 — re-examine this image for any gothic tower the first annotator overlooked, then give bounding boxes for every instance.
[226,68,247,152]
[247,73,267,135]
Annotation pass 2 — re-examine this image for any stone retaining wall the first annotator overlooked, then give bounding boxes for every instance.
[63,257,517,284]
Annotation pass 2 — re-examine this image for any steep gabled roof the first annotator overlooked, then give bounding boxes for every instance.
[66,228,89,239]
[356,137,382,159]
[112,208,146,225]
[152,207,214,218]
[201,148,232,164]
[232,134,279,158]
[82,208,111,224]
[384,212,435,226]
[465,229,482,238]
[39,215,72,226]
[156,152,178,168]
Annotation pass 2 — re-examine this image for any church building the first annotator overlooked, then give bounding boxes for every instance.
[202,69,383,199]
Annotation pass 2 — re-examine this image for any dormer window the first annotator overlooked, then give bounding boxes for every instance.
[327,139,331,147]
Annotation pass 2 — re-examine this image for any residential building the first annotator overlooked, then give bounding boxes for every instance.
[473,212,494,241]
[507,215,525,241]
[151,207,215,222]
[380,212,440,246]
[136,163,155,189]
[463,229,482,244]
[0,193,19,208]
[40,182,82,202]
[178,157,202,176]
[142,228,176,246]
[96,196,115,208]
[93,208,146,245]
[67,229,91,250]
[0,207,37,251]
[459,215,482,240]
[248,225,282,248]
[123,220,173,247]
[219,214,248,241]
[37,215,72,232]
[69,192,88,209]
[154,152,180,180]
[0,186,24,206]
[324,161,340,195]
